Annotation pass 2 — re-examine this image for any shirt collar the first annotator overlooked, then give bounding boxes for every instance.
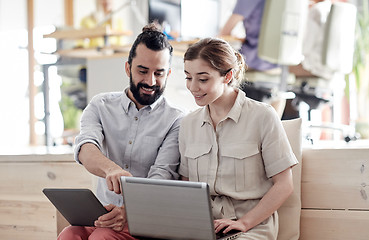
[227,89,245,123]
[200,106,212,127]
[121,87,164,113]
[121,88,132,113]
[199,89,246,127]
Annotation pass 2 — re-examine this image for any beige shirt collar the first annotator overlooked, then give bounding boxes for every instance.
[200,89,246,127]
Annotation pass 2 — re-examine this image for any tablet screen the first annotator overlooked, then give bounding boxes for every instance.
[43,188,108,226]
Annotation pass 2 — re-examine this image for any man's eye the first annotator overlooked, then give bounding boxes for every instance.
[199,79,208,82]
[185,77,192,81]
[155,72,164,77]
[139,70,147,74]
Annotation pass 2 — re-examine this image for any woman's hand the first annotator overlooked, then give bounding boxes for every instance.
[216,168,294,234]
[214,218,248,234]
[94,204,127,232]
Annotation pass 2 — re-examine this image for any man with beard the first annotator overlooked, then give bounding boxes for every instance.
[57,24,184,240]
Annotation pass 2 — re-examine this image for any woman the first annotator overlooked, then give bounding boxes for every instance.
[179,38,298,239]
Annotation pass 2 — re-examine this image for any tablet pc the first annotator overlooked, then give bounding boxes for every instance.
[43,188,108,226]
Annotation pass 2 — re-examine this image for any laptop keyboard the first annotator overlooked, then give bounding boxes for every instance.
[216,229,241,239]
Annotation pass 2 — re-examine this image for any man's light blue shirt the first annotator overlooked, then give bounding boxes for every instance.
[74,88,184,206]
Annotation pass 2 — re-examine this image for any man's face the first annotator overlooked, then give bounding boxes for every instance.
[126,44,171,107]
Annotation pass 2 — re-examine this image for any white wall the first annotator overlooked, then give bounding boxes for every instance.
[0,0,65,148]
[0,0,30,148]
[0,0,27,31]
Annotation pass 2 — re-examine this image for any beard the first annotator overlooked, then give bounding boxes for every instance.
[129,74,166,106]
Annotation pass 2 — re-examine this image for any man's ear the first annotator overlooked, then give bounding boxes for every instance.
[125,61,131,77]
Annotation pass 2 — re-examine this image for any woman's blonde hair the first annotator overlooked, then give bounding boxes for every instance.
[184,38,247,87]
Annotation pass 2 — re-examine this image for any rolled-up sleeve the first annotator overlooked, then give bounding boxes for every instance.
[259,106,298,178]
[74,96,104,163]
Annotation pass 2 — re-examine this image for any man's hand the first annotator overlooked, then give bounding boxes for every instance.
[94,204,127,232]
[79,143,132,195]
[105,166,133,194]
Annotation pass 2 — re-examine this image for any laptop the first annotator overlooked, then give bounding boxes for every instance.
[120,176,241,240]
[43,188,108,226]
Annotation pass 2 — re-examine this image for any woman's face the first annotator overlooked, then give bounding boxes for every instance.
[184,58,228,107]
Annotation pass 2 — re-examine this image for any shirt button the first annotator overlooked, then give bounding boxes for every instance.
[129,140,132,144]
[134,117,138,121]
[125,164,129,169]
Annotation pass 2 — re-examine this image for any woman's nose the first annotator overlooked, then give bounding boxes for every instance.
[188,80,198,92]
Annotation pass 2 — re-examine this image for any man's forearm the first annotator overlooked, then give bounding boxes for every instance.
[79,143,121,178]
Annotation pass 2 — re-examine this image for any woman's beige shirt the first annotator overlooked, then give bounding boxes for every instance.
[178,90,298,220]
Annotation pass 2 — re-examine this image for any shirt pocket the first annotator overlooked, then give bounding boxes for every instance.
[184,144,212,182]
[220,143,261,192]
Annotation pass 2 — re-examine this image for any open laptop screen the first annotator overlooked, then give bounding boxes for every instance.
[120,176,240,240]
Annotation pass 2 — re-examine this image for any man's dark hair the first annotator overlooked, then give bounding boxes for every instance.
[128,23,173,65]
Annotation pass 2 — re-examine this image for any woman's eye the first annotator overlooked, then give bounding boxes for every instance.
[199,79,208,82]
[185,77,192,81]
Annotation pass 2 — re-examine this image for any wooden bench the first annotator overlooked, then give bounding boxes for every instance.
[0,147,94,240]
[1,146,369,239]
[300,147,369,240]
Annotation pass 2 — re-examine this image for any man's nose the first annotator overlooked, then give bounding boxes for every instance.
[145,73,156,86]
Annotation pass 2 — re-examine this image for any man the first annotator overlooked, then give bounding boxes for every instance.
[58,24,184,240]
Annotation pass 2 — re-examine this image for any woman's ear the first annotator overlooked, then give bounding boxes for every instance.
[224,70,233,84]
